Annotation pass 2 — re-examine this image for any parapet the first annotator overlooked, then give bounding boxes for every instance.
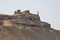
[22,10,30,13]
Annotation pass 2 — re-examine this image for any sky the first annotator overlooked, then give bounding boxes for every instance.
[0,0,60,30]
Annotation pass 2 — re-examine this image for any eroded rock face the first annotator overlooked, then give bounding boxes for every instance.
[0,10,60,40]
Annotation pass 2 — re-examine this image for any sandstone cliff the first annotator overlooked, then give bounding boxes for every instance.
[0,10,60,40]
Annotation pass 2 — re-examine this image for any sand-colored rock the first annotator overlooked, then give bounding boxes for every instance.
[3,20,12,26]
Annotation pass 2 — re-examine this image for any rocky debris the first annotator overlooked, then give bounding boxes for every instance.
[0,10,60,40]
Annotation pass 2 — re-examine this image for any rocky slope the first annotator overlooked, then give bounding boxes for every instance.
[0,10,60,40]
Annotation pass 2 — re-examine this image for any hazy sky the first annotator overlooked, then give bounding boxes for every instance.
[0,0,60,30]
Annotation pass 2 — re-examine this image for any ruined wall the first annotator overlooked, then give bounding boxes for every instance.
[14,10,22,16]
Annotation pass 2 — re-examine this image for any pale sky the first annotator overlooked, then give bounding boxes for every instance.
[0,0,60,30]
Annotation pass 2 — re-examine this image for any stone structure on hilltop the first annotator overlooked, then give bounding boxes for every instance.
[0,10,50,29]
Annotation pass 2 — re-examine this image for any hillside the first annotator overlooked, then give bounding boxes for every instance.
[0,10,60,40]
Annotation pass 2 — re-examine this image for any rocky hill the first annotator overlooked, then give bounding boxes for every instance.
[0,10,60,40]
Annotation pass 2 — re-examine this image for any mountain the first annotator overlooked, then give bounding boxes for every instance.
[0,10,60,40]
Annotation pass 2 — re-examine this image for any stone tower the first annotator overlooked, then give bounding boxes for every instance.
[14,10,21,16]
